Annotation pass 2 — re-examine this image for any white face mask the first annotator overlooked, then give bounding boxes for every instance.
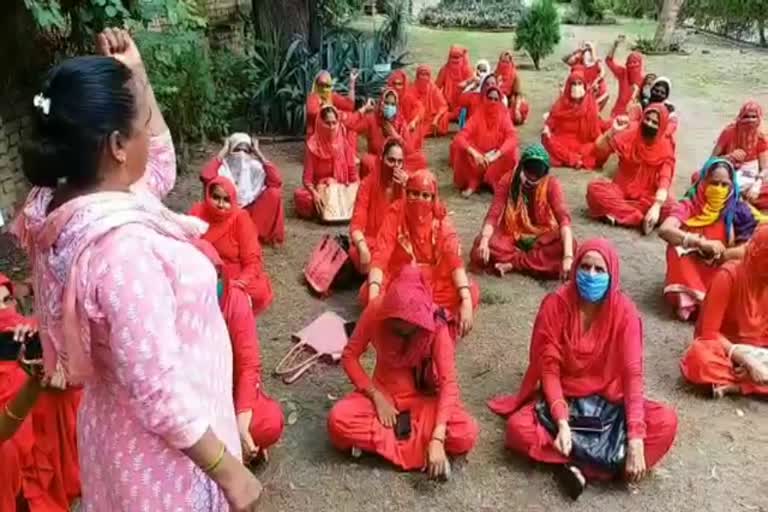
[571,84,586,100]
[583,51,595,66]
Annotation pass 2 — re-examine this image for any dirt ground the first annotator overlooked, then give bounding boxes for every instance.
[6,16,768,512]
[165,19,768,512]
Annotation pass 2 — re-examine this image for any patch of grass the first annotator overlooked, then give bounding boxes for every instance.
[480,286,515,305]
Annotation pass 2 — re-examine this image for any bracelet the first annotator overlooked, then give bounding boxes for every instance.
[550,398,568,414]
[202,443,226,474]
[682,233,690,249]
[727,344,738,361]
[4,404,24,422]
[563,255,574,261]
[369,281,382,289]
[431,436,445,444]
[457,285,470,291]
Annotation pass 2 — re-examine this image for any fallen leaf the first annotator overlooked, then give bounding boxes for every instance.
[709,465,718,480]
[736,409,745,417]
[327,393,338,401]
[287,411,299,425]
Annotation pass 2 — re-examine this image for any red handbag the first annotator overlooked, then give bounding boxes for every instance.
[304,234,350,296]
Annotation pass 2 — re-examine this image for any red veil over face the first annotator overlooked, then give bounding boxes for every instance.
[733,100,765,156]
[414,64,446,116]
[375,265,439,368]
[488,238,642,416]
[625,51,645,86]
[612,103,676,168]
[494,50,518,95]
[547,66,602,142]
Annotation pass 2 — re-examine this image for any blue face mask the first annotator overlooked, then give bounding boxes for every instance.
[383,104,397,120]
[576,270,610,303]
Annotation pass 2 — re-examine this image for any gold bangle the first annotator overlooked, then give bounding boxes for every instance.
[4,404,25,422]
[369,281,381,289]
[202,443,226,474]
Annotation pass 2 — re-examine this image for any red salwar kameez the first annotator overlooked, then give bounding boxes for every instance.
[494,51,530,126]
[451,86,520,193]
[489,239,678,480]
[606,52,644,118]
[681,227,768,396]
[189,177,274,315]
[412,65,451,138]
[586,104,676,228]
[328,266,478,470]
[436,45,475,120]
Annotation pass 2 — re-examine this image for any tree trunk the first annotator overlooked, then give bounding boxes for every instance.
[251,0,313,47]
[759,18,767,48]
[652,0,685,50]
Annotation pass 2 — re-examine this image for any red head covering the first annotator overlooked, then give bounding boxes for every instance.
[494,50,518,94]
[488,238,642,416]
[413,64,447,118]
[745,225,768,279]
[365,138,405,234]
[446,45,472,80]
[625,51,645,86]
[378,88,407,130]
[612,103,676,167]
[480,86,508,129]
[387,70,410,98]
[403,170,447,262]
[375,265,438,368]
[415,64,433,94]
[547,66,602,141]
[734,100,765,156]
[0,273,25,332]
[307,105,355,182]
[198,176,241,243]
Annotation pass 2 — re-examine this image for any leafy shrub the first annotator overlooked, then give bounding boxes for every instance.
[609,0,661,17]
[514,0,561,70]
[562,0,618,24]
[419,0,524,29]
[633,32,686,53]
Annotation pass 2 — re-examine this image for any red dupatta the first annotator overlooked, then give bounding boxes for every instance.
[719,101,766,159]
[466,86,515,151]
[306,105,355,183]
[375,265,440,368]
[190,176,241,245]
[378,88,408,131]
[387,70,421,121]
[413,65,447,118]
[398,170,448,264]
[367,139,405,235]
[488,238,642,416]
[0,275,29,332]
[612,103,676,168]
[546,66,602,142]
[437,45,474,106]
[625,52,645,87]
[494,50,518,97]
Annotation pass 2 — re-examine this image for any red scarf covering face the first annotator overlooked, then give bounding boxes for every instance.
[612,103,676,167]
[413,64,445,115]
[479,86,509,132]
[723,226,768,342]
[375,265,439,368]
[198,176,241,244]
[733,100,765,156]
[444,45,473,83]
[494,50,517,95]
[547,66,602,142]
[488,238,642,416]
[400,170,447,263]
[387,70,410,100]
[307,105,355,182]
[0,276,27,332]
[625,51,645,86]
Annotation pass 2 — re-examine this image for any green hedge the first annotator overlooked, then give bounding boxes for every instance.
[418,1,524,30]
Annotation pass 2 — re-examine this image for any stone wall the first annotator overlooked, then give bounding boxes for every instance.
[0,92,32,224]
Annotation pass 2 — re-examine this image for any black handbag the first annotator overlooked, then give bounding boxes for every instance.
[535,395,628,473]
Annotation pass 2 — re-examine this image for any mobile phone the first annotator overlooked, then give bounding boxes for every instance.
[395,411,412,440]
[570,416,605,433]
[0,331,43,361]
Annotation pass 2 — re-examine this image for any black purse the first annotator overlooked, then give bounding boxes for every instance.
[535,395,628,473]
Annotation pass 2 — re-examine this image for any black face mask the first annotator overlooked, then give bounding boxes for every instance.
[650,92,667,103]
[522,159,549,180]
[641,123,659,139]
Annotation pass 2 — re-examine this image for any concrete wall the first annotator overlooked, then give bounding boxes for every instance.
[0,91,32,223]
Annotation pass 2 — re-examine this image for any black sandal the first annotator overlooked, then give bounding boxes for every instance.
[555,464,587,501]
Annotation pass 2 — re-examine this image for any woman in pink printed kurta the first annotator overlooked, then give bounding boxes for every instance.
[13,29,261,511]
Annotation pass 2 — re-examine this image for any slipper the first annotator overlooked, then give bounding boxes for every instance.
[554,464,586,501]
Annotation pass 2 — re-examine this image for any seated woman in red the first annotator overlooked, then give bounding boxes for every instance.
[436,45,474,121]
[190,176,273,314]
[606,37,644,118]
[387,70,425,142]
[494,51,530,126]
[0,275,81,512]
[681,226,768,398]
[349,140,409,274]
[660,158,763,321]
[542,67,607,170]
[488,239,678,500]
[711,101,768,209]
[328,266,479,476]
[197,242,284,463]
[364,170,480,339]
[412,65,450,138]
[306,69,357,140]
[451,86,520,197]
[296,105,359,220]
[346,89,427,178]
[199,133,285,245]
[587,104,676,234]
[471,144,575,279]
[563,42,609,111]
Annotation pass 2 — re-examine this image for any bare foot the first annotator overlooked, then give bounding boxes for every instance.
[461,188,474,198]
[495,263,513,276]
[712,384,739,399]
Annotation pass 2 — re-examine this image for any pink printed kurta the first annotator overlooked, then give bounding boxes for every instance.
[14,132,240,511]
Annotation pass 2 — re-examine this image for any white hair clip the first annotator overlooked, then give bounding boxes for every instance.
[33,93,51,116]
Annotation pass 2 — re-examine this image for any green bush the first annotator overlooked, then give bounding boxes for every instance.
[419,0,524,29]
[514,0,561,70]
[562,0,617,24]
[609,0,660,17]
